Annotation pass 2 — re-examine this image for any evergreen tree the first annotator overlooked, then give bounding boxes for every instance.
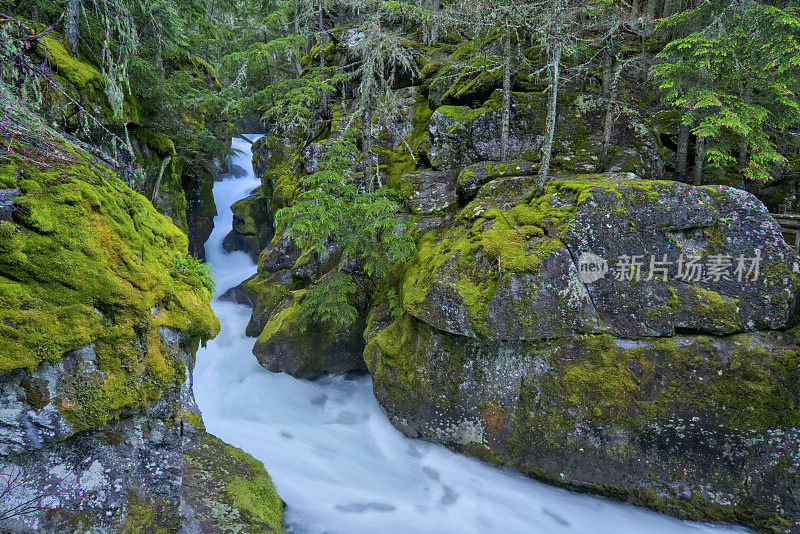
[651,1,800,184]
[275,132,416,326]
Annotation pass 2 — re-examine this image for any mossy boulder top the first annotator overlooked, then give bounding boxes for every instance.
[401,173,800,341]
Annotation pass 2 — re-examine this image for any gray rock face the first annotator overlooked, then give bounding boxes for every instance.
[0,188,20,221]
[0,328,205,533]
[456,161,538,203]
[427,95,543,172]
[252,291,367,378]
[222,187,274,262]
[564,180,800,337]
[365,313,800,533]
[403,175,800,341]
[399,170,457,215]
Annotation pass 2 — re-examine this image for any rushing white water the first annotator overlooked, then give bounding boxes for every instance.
[193,136,748,534]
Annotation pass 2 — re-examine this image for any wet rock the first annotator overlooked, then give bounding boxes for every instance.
[0,188,20,220]
[370,174,800,532]
[222,187,274,262]
[366,312,800,533]
[252,292,367,378]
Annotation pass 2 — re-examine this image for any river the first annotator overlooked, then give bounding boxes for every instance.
[192,136,747,534]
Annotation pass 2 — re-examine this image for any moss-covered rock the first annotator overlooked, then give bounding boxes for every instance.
[365,311,800,533]
[222,186,274,261]
[252,289,367,378]
[401,174,799,341]
[0,127,218,436]
[455,160,539,203]
[35,30,141,126]
[182,432,285,533]
[426,90,662,179]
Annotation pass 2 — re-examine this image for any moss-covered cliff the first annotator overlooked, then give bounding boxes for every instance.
[0,123,283,533]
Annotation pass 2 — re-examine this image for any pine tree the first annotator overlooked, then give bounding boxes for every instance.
[651,1,800,184]
[345,2,418,190]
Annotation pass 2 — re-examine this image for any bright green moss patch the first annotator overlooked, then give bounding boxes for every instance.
[118,491,178,534]
[188,54,223,90]
[550,175,671,206]
[134,128,177,157]
[364,313,435,410]
[183,433,285,533]
[690,285,742,333]
[436,105,486,128]
[37,33,104,100]
[562,334,639,417]
[35,30,140,124]
[0,164,18,188]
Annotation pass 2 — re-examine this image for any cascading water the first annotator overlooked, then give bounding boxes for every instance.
[193,136,748,534]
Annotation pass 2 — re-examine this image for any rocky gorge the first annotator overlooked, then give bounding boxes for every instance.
[221,27,800,534]
[2,0,800,532]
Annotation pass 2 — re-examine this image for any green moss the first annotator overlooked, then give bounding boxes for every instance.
[37,33,104,99]
[0,163,18,188]
[550,175,670,206]
[0,135,218,431]
[118,491,179,533]
[690,286,742,333]
[134,128,177,157]
[181,410,203,429]
[266,156,303,210]
[188,54,223,90]
[364,313,435,410]
[253,290,349,374]
[436,105,486,128]
[562,334,638,416]
[36,30,140,124]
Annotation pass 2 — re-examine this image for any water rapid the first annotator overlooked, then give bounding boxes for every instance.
[192,136,748,534]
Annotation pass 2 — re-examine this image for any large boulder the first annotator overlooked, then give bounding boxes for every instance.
[252,290,367,378]
[402,174,799,340]
[365,313,800,534]
[0,129,281,532]
[367,174,800,533]
[426,91,662,179]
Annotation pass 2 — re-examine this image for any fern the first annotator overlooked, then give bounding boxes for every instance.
[296,271,358,331]
[170,252,216,296]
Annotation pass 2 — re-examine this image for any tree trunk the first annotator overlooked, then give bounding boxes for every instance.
[602,50,612,100]
[363,108,375,192]
[205,0,214,22]
[65,0,80,57]
[647,0,658,19]
[675,121,689,178]
[536,37,562,194]
[318,0,328,112]
[738,87,752,167]
[500,24,512,162]
[693,135,705,185]
[601,57,622,165]
[427,0,440,45]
